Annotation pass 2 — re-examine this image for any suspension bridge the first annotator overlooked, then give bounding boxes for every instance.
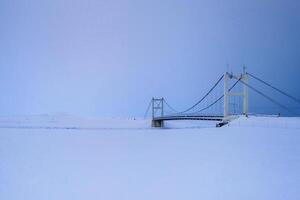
[144,68,300,127]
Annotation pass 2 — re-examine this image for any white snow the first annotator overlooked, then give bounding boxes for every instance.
[0,115,299,200]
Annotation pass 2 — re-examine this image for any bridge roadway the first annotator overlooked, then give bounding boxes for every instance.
[153,115,224,121]
[152,115,226,127]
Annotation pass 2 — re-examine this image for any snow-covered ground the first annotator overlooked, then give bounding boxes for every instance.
[0,115,299,200]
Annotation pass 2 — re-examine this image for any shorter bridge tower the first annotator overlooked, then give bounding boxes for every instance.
[151,98,164,127]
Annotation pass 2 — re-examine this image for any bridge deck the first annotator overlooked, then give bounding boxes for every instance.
[153,115,224,121]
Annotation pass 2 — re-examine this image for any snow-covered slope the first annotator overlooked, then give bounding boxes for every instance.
[0,114,150,129]
[0,114,231,129]
[230,115,300,129]
[0,114,298,130]
[0,115,299,200]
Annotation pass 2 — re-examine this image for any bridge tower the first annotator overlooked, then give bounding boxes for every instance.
[151,98,164,127]
[224,67,249,120]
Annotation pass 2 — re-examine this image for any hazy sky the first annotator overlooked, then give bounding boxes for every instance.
[0,0,299,117]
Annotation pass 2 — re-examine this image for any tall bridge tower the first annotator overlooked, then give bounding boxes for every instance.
[223,67,249,121]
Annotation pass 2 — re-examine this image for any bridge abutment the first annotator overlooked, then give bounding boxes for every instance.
[152,120,164,128]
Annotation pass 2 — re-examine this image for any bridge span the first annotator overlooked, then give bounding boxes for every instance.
[152,115,225,127]
[145,67,300,128]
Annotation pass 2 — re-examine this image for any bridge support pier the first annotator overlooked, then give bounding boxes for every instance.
[216,121,228,127]
[152,120,164,128]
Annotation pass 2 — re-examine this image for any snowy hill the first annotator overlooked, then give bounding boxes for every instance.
[0,115,299,200]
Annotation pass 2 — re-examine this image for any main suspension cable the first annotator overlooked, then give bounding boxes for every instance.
[239,79,295,115]
[247,72,300,104]
[177,74,224,114]
[164,99,179,114]
[192,77,242,115]
[143,99,152,119]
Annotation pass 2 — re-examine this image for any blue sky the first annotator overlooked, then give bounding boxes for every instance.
[0,0,299,117]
